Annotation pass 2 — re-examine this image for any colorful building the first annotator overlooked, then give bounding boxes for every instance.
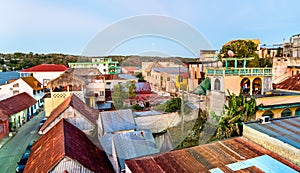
[0,92,37,131]
[68,57,120,74]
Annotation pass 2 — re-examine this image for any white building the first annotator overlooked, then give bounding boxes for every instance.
[0,76,44,114]
[19,64,68,88]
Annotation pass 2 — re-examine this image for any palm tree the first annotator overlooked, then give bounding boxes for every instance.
[216,90,258,139]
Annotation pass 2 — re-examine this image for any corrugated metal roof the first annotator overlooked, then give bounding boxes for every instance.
[113,129,159,170]
[135,82,151,93]
[40,94,99,133]
[245,116,300,149]
[153,67,188,74]
[0,92,37,115]
[25,119,114,173]
[125,137,300,172]
[100,109,137,133]
[275,73,300,91]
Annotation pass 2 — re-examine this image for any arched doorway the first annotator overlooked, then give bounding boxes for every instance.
[252,78,262,95]
[241,78,250,94]
[214,78,221,91]
[295,108,300,116]
[281,109,292,117]
[262,111,274,118]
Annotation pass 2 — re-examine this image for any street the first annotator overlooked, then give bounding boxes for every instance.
[0,111,44,173]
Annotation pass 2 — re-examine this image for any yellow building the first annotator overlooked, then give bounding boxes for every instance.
[255,94,300,119]
[175,73,188,92]
[207,57,273,96]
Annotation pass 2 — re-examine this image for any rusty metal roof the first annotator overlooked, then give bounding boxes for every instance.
[245,116,300,149]
[275,73,300,91]
[25,119,114,173]
[125,137,300,173]
[0,92,37,115]
[40,94,99,132]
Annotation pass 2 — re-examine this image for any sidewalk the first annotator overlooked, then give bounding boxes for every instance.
[0,111,44,149]
[0,134,13,149]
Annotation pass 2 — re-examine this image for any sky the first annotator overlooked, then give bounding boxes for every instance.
[0,0,299,57]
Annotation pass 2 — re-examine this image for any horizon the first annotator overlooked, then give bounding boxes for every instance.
[1,1,299,57]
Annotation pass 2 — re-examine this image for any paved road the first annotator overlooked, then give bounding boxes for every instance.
[0,111,44,173]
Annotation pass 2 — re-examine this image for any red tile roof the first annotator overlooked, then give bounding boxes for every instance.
[123,66,138,72]
[0,92,37,115]
[20,64,68,72]
[274,73,300,91]
[25,119,114,173]
[125,137,300,173]
[40,94,99,132]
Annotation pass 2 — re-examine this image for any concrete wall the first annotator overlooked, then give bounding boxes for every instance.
[243,125,300,166]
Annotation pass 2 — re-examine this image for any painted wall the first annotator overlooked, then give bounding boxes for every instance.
[0,120,9,141]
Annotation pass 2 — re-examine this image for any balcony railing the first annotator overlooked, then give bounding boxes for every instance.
[206,68,272,76]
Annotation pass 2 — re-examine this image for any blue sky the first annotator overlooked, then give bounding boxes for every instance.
[0,0,299,57]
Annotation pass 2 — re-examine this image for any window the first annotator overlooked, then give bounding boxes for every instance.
[13,83,19,87]
[178,76,183,82]
[214,78,221,90]
[33,90,36,95]
[281,109,292,117]
[100,91,104,96]
[167,77,170,81]
[13,90,19,95]
[262,111,274,118]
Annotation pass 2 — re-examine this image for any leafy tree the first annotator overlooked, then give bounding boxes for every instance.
[135,72,146,82]
[165,97,182,113]
[112,84,128,109]
[215,90,258,139]
[218,40,261,67]
[125,81,136,98]
[132,104,143,111]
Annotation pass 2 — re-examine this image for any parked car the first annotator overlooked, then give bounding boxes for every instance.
[24,141,34,155]
[39,118,47,129]
[16,153,30,173]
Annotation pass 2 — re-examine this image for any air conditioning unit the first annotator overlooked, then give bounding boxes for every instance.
[260,116,271,124]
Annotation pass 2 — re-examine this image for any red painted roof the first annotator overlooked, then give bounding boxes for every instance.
[40,94,99,132]
[20,64,68,72]
[0,92,37,115]
[25,119,114,173]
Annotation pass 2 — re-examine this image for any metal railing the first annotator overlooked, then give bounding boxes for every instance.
[206,68,272,76]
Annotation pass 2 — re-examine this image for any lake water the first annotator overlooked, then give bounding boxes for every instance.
[0,71,20,84]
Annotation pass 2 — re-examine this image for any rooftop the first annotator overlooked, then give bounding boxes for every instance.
[25,119,114,172]
[125,137,300,172]
[153,67,188,75]
[40,94,99,132]
[275,73,300,91]
[245,116,300,149]
[21,76,42,90]
[20,64,67,72]
[99,109,137,133]
[0,92,37,115]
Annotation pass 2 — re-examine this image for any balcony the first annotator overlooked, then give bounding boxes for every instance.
[206,67,272,76]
